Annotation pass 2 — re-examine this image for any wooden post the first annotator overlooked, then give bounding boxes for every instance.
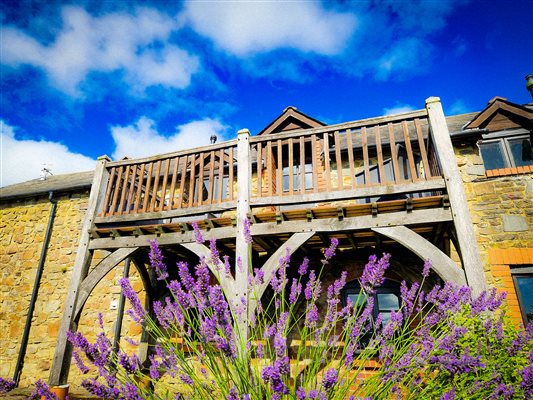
[49,155,111,386]
[235,129,252,347]
[425,97,487,295]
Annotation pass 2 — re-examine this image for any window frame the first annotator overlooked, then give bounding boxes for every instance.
[477,133,532,170]
[511,265,533,325]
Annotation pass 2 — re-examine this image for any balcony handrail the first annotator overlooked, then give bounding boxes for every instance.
[105,138,238,168]
[248,109,428,144]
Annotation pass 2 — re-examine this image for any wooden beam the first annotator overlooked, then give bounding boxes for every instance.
[250,179,445,207]
[235,129,252,347]
[372,226,466,286]
[74,248,138,320]
[426,97,486,295]
[88,226,237,250]
[180,242,236,300]
[94,201,236,224]
[50,155,111,386]
[250,208,452,236]
[248,232,315,320]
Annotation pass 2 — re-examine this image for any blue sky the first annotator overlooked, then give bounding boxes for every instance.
[1,0,532,186]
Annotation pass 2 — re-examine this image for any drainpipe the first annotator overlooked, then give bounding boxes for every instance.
[112,258,131,353]
[13,191,57,386]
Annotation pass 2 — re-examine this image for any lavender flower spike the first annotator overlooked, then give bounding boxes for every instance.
[192,221,205,244]
[243,217,252,244]
[0,377,16,394]
[148,239,168,280]
[119,277,147,323]
[360,253,391,293]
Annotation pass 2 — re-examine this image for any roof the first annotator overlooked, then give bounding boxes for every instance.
[463,96,533,131]
[0,170,94,201]
[258,106,326,135]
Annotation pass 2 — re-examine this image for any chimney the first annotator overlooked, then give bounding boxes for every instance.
[526,74,533,99]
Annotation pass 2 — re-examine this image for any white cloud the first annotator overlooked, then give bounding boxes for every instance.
[111,117,228,160]
[0,120,95,187]
[383,103,416,116]
[0,7,199,95]
[447,99,471,115]
[374,38,431,81]
[181,1,357,56]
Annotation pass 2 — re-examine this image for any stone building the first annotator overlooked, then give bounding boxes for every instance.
[0,96,531,393]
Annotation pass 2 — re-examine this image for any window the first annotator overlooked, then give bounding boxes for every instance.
[282,164,313,192]
[342,279,402,343]
[512,266,533,325]
[478,134,533,170]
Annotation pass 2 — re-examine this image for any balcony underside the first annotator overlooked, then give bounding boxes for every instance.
[89,195,452,255]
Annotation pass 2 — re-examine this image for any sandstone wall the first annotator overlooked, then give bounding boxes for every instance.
[454,142,533,322]
[0,191,145,392]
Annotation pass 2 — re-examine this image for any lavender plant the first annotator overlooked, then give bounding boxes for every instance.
[7,224,530,399]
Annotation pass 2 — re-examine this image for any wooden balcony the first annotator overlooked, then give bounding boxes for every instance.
[94,109,446,223]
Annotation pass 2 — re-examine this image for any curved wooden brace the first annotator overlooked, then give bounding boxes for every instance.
[179,242,236,299]
[74,247,139,320]
[372,226,466,286]
[249,232,315,318]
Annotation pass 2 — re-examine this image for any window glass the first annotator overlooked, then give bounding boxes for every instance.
[508,138,533,167]
[377,293,400,325]
[514,275,533,324]
[479,141,507,170]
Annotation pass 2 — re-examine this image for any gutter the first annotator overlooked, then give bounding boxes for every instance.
[13,191,57,386]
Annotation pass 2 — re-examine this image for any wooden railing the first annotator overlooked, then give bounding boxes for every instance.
[99,140,238,217]
[97,109,444,220]
[249,110,442,204]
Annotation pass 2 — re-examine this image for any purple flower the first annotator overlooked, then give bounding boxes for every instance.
[298,257,309,275]
[322,238,339,263]
[289,278,302,304]
[422,259,432,278]
[148,240,168,280]
[322,368,338,390]
[192,221,204,243]
[117,351,140,374]
[0,377,16,394]
[120,382,143,400]
[296,387,307,400]
[243,217,252,244]
[119,278,146,323]
[180,373,194,385]
[81,378,120,399]
[359,253,390,293]
[304,303,319,328]
[440,387,455,400]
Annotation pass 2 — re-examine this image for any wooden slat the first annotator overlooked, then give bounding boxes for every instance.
[188,154,196,207]
[207,150,215,204]
[167,157,180,210]
[299,136,305,193]
[375,125,386,183]
[323,133,331,191]
[361,127,371,185]
[159,158,171,211]
[149,160,162,211]
[125,164,138,214]
[197,153,205,206]
[401,121,418,182]
[142,162,154,211]
[110,166,124,215]
[132,163,145,213]
[415,118,431,179]
[101,167,117,216]
[277,139,283,195]
[267,141,273,196]
[217,149,224,202]
[177,156,187,209]
[345,129,356,189]
[228,148,234,201]
[117,165,130,215]
[257,142,263,197]
[388,123,401,183]
[334,131,343,189]
[311,134,319,193]
[288,138,294,194]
